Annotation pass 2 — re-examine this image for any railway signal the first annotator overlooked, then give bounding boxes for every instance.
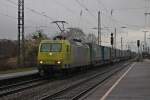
[110,33,114,63]
[137,40,141,61]
[137,40,140,47]
[111,33,114,46]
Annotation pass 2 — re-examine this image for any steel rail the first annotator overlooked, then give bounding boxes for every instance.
[40,62,131,100]
[0,78,49,97]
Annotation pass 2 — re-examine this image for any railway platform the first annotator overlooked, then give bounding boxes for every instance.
[82,59,150,100]
[0,69,38,81]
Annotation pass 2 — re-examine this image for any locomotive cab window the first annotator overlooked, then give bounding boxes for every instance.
[40,43,62,52]
[40,43,50,52]
[51,43,62,52]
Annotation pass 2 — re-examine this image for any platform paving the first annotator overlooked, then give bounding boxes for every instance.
[83,59,150,100]
[103,59,150,100]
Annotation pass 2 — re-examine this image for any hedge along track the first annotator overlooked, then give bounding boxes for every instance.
[39,61,131,100]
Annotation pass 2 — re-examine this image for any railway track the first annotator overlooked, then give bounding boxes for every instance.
[0,71,39,86]
[0,61,133,100]
[39,62,131,100]
[0,76,49,97]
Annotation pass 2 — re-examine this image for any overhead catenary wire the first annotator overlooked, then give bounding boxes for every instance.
[5,0,54,21]
[96,0,110,13]
[114,7,150,11]
[0,1,17,9]
[5,0,107,31]
[4,0,144,35]
[0,0,38,25]
[51,0,94,26]
[4,0,95,36]
[83,0,112,34]
[95,0,141,29]
[45,0,98,33]
[75,0,97,20]
[51,0,76,14]
[5,0,93,29]
[50,0,80,26]
[75,0,99,30]
[75,0,114,44]
[0,12,39,25]
[75,0,110,32]
[0,12,16,19]
[97,1,145,30]
[93,0,145,47]
[95,0,115,28]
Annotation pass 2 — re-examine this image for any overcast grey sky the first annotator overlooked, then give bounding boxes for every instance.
[0,0,150,51]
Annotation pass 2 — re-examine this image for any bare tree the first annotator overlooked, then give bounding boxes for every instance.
[25,30,48,66]
[86,33,97,43]
[59,27,86,42]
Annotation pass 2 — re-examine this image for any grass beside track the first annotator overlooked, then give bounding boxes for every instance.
[0,67,37,74]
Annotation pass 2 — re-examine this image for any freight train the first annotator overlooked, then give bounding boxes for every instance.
[37,36,133,76]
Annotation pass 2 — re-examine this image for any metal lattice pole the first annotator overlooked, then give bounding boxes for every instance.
[98,11,101,45]
[18,0,25,66]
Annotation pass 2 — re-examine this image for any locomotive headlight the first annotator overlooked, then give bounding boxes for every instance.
[40,61,43,64]
[49,52,52,56]
[57,61,61,64]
